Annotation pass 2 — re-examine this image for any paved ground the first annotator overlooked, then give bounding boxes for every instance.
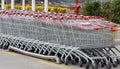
[0,49,120,69]
[0,49,81,69]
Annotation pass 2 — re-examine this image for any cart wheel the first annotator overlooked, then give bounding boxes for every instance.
[3,46,8,49]
[85,63,98,69]
[71,60,76,65]
[0,45,3,49]
[112,61,118,67]
[64,59,69,65]
[0,45,1,49]
[106,62,112,69]
[79,61,83,67]
[8,48,14,52]
[3,44,9,49]
[99,62,104,67]
[57,58,62,64]
[117,59,120,64]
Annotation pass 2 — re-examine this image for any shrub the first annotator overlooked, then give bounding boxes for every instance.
[100,2,113,20]
[59,8,67,13]
[4,4,11,9]
[25,5,32,10]
[15,4,22,10]
[36,6,44,11]
[3,4,67,13]
[83,2,101,16]
[82,0,120,24]
[48,7,67,13]
[49,7,58,12]
[112,0,120,24]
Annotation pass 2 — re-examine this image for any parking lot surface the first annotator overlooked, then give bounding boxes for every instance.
[0,49,120,69]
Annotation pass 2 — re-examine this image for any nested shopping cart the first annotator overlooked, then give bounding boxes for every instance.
[0,9,120,69]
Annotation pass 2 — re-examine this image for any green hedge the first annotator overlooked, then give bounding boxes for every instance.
[112,0,120,24]
[83,2,101,16]
[82,0,120,24]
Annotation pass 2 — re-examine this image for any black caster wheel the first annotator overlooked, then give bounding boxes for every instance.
[0,45,3,49]
[0,46,2,49]
[112,61,118,67]
[79,61,83,67]
[8,48,14,52]
[106,62,112,69]
[117,59,120,64]
[99,62,105,67]
[3,45,9,49]
[71,60,76,65]
[64,60,69,65]
[56,57,62,64]
[85,63,98,69]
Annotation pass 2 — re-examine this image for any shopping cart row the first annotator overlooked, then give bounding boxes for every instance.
[0,9,120,69]
[0,34,120,69]
[0,9,119,30]
[0,13,115,49]
[0,9,113,20]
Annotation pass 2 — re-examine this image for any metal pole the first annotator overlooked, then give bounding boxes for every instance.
[22,0,25,10]
[76,0,78,4]
[11,0,14,9]
[74,0,80,15]
[1,0,4,9]
[44,0,48,12]
[32,0,35,11]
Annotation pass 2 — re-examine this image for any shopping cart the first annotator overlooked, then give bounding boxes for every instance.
[0,9,120,69]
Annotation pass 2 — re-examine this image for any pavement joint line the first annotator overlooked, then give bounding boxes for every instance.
[3,51,18,56]
[39,60,71,69]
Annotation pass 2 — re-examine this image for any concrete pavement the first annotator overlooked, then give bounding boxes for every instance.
[0,49,120,69]
[0,49,81,69]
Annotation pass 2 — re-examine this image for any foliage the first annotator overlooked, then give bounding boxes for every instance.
[4,4,11,9]
[14,4,22,10]
[58,8,67,13]
[48,6,67,13]
[3,3,67,13]
[83,2,101,16]
[25,5,32,10]
[36,6,44,11]
[100,1,113,20]
[111,0,120,24]
[82,0,120,24]
[23,5,67,13]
